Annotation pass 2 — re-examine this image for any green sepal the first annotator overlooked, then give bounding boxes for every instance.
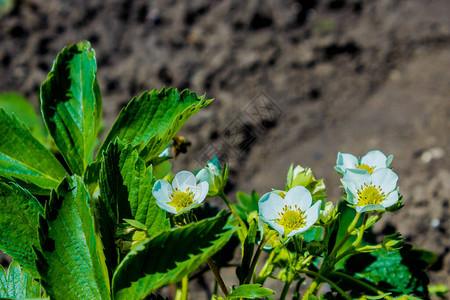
[229,284,275,299]
[0,182,44,276]
[96,88,212,162]
[40,40,102,175]
[35,175,110,300]
[0,261,42,299]
[112,211,235,300]
[0,109,66,195]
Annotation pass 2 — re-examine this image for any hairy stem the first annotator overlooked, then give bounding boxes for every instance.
[300,269,351,300]
[331,271,394,300]
[207,258,229,298]
[219,191,248,235]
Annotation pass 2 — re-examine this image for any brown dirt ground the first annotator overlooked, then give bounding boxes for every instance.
[1,0,449,298]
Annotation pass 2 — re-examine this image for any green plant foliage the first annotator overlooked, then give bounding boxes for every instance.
[0,110,66,195]
[35,175,110,300]
[0,262,42,299]
[229,284,275,299]
[0,92,48,144]
[97,88,212,162]
[235,190,260,220]
[0,182,44,276]
[112,212,235,300]
[40,40,102,175]
[98,139,169,277]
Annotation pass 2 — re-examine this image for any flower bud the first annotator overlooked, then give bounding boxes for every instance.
[319,202,335,223]
[195,156,228,197]
[382,233,404,251]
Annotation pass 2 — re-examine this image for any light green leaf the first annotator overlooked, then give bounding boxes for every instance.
[0,92,47,145]
[229,284,275,299]
[35,175,110,300]
[0,109,66,195]
[97,88,211,161]
[112,212,235,300]
[0,262,42,299]
[98,140,169,278]
[40,40,102,175]
[0,182,44,276]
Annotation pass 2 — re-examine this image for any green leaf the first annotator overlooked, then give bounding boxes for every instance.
[0,262,42,299]
[229,284,275,299]
[0,92,47,145]
[0,110,66,195]
[112,211,235,300]
[40,40,102,175]
[0,182,44,276]
[35,175,110,300]
[98,140,169,278]
[238,215,257,284]
[97,88,211,161]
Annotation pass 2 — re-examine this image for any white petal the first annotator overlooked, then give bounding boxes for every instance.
[361,150,388,169]
[284,186,312,211]
[342,169,370,196]
[346,188,358,205]
[356,204,384,213]
[381,190,398,208]
[265,219,284,236]
[156,200,178,214]
[193,181,209,204]
[152,180,173,204]
[304,201,321,229]
[336,152,359,173]
[371,168,398,193]
[195,168,211,184]
[258,192,285,221]
[172,171,197,190]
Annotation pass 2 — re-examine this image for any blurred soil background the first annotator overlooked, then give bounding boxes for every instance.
[0,0,449,298]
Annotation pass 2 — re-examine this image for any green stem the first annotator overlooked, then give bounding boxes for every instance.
[299,270,351,300]
[329,212,362,259]
[181,276,188,300]
[219,191,247,235]
[207,258,229,298]
[331,271,394,300]
[244,232,274,284]
[256,248,277,285]
[335,214,369,262]
[279,276,294,300]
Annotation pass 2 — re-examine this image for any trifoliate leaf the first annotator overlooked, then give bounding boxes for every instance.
[229,284,275,299]
[96,88,211,162]
[40,40,102,175]
[112,211,235,300]
[0,261,42,299]
[0,110,66,195]
[0,182,44,276]
[35,175,110,300]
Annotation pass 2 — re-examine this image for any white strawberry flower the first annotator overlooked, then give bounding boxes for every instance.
[259,186,321,237]
[152,171,209,215]
[335,150,393,175]
[341,168,399,213]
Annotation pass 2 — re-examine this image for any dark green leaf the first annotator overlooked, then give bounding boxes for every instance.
[0,261,42,299]
[98,140,169,278]
[97,88,211,162]
[35,175,110,299]
[238,216,257,284]
[0,110,66,195]
[40,40,102,175]
[0,182,44,276]
[112,212,235,300]
[235,190,260,220]
[229,284,275,299]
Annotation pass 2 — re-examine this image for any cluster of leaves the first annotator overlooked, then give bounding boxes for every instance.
[0,41,235,300]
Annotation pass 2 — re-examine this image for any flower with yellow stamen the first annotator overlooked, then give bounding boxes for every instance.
[259,186,321,237]
[335,150,393,175]
[341,168,399,213]
[152,171,209,214]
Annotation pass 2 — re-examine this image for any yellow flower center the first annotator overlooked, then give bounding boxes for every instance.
[357,184,385,206]
[168,188,195,212]
[355,163,375,174]
[275,205,306,236]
